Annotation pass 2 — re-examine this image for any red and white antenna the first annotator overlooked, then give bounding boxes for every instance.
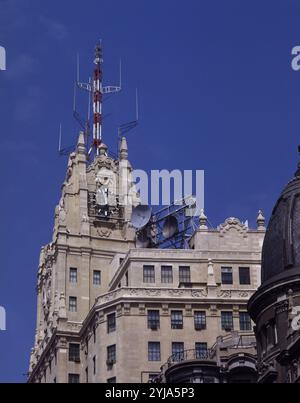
[93,43,103,155]
[75,41,121,156]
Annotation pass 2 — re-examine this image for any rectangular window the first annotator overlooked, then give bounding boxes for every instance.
[172,342,184,361]
[239,267,251,285]
[221,311,234,331]
[85,367,88,383]
[143,265,155,283]
[69,268,77,284]
[148,310,160,330]
[194,311,206,330]
[221,267,233,284]
[68,343,80,362]
[107,345,116,365]
[195,342,208,359]
[107,313,116,333]
[93,270,101,285]
[107,377,117,383]
[69,297,77,312]
[239,312,252,331]
[171,310,183,329]
[148,342,161,361]
[68,374,80,383]
[161,266,173,283]
[93,356,96,375]
[179,266,191,283]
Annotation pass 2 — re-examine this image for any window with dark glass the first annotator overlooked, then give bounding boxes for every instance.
[148,310,160,329]
[143,265,155,283]
[239,312,252,331]
[161,266,173,283]
[171,310,183,329]
[107,345,116,365]
[194,311,206,330]
[69,296,77,312]
[179,266,191,283]
[221,267,233,284]
[221,311,234,331]
[195,342,208,359]
[148,342,161,361]
[68,374,80,383]
[93,325,96,343]
[172,342,184,361]
[69,268,77,284]
[69,343,80,362]
[239,267,251,285]
[93,270,101,285]
[107,377,117,383]
[107,313,116,333]
[85,367,88,383]
[93,356,96,375]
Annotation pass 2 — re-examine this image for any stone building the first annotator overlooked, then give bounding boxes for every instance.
[248,162,300,383]
[159,332,257,383]
[28,131,265,383]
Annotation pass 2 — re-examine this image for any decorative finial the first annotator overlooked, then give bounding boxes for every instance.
[98,142,108,156]
[199,209,208,229]
[77,131,86,155]
[257,210,265,230]
[119,137,128,160]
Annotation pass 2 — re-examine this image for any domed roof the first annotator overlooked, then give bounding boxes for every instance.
[261,164,300,284]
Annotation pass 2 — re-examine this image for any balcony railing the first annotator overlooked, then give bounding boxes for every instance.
[167,348,215,367]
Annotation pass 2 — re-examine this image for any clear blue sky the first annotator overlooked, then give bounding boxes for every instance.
[1,0,300,382]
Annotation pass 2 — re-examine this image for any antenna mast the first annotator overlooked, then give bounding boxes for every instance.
[93,43,103,155]
[61,41,122,158]
[77,41,122,156]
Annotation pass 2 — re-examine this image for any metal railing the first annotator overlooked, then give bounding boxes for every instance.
[167,349,215,367]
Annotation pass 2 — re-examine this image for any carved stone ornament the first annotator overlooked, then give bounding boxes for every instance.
[191,289,208,298]
[218,290,232,298]
[97,227,113,238]
[218,217,248,237]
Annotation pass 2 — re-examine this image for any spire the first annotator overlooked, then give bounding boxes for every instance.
[257,210,265,230]
[199,209,208,229]
[77,131,86,155]
[119,137,128,160]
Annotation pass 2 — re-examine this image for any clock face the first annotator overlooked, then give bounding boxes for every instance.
[96,186,108,206]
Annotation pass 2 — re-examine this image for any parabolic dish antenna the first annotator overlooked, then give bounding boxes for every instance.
[130,205,152,229]
[162,215,179,239]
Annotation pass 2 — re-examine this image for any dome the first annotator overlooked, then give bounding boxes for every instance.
[261,164,300,284]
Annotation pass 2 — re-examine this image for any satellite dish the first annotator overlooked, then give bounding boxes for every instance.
[130,205,152,229]
[162,215,179,238]
[136,229,151,248]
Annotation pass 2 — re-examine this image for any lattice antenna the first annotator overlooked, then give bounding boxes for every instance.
[118,88,139,138]
[58,124,74,156]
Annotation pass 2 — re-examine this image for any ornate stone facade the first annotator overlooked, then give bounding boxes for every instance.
[28,133,265,383]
